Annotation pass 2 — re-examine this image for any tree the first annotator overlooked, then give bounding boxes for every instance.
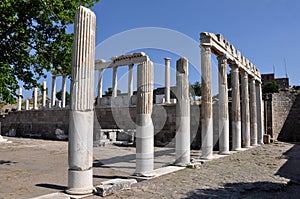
[262,81,280,94]
[0,0,99,103]
[104,87,121,96]
[191,81,201,99]
[56,89,70,103]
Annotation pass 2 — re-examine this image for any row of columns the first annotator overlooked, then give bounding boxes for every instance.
[17,75,67,111]
[201,45,264,159]
[96,58,172,105]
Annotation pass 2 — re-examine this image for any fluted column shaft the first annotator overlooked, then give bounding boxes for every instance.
[241,71,250,148]
[135,60,154,175]
[33,88,38,110]
[112,67,118,98]
[67,6,96,195]
[97,69,103,106]
[250,77,257,146]
[256,82,264,144]
[62,75,67,108]
[165,58,171,103]
[51,75,56,107]
[42,81,47,107]
[18,88,22,111]
[25,99,29,110]
[200,45,213,159]
[231,66,242,150]
[218,55,229,155]
[175,57,190,165]
[128,64,134,97]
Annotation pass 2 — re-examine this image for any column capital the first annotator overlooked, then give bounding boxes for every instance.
[217,54,228,63]
[200,44,212,51]
[164,57,171,61]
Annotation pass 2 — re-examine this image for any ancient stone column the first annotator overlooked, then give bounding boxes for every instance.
[112,67,118,98]
[164,58,171,104]
[51,75,57,107]
[256,81,264,144]
[67,6,96,195]
[18,88,22,111]
[135,60,154,175]
[62,75,67,108]
[33,88,38,110]
[42,81,47,107]
[241,71,250,148]
[25,99,29,110]
[217,55,229,155]
[97,69,103,106]
[175,57,190,165]
[231,66,242,151]
[200,45,213,159]
[128,64,134,97]
[249,77,257,146]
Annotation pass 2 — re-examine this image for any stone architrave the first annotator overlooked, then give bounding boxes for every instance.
[231,66,242,150]
[18,88,22,111]
[241,71,250,148]
[200,44,213,159]
[42,81,47,107]
[67,6,96,195]
[97,69,103,106]
[249,77,257,146]
[217,55,229,155]
[164,58,171,104]
[175,57,190,165]
[62,75,67,108]
[256,82,264,144]
[33,88,38,110]
[112,67,118,98]
[135,60,154,175]
[128,64,134,97]
[51,75,57,107]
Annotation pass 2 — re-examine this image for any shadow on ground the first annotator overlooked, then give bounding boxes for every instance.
[35,183,67,191]
[184,181,290,199]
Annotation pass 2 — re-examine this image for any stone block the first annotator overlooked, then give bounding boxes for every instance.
[264,134,271,144]
[95,178,137,197]
[117,130,135,142]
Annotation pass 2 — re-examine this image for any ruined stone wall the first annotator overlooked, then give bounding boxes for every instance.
[264,92,297,140]
[0,104,202,149]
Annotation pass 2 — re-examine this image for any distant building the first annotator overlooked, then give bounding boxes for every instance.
[261,73,289,90]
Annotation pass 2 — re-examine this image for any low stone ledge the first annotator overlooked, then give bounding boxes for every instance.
[95,178,137,197]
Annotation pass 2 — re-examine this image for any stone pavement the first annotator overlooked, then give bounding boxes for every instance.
[0,137,300,198]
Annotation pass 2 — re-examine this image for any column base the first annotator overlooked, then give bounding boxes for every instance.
[66,169,93,195]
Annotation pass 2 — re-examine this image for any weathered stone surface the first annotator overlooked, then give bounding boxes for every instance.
[95,179,137,197]
[164,57,171,104]
[241,71,250,148]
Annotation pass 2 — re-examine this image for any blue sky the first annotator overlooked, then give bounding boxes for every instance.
[22,0,300,98]
[91,0,300,94]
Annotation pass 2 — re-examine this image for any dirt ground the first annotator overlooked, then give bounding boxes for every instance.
[0,136,299,199]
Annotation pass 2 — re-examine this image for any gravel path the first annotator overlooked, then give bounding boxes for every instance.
[102,142,300,199]
[1,137,299,198]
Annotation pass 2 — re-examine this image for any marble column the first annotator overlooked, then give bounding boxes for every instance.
[67,6,96,195]
[51,75,57,107]
[135,60,154,175]
[128,64,134,97]
[112,67,118,98]
[200,45,213,159]
[42,81,47,107]
[18,88,22,111]
[175,57,190,165]
[33,88,38,110]
[217,55,229,155]
[164,58,171,103]
[97,69,103,106]
[241,71,250,148]
[231,66,242,151]
[250,77,257,146]
[62,75,67,108]
[256,81,264,144]
[25,99,29,110]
